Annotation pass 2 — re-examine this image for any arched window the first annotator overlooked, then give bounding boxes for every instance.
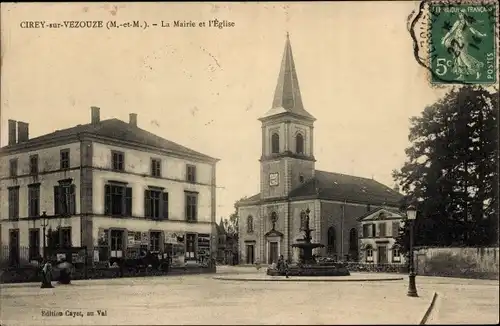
[296,133,304,154]
[300,211,307,230]
[327,226,336,255]
[271,133,280,154]
[349,228,358,261]
[365,245,374,263]
[247,215,254,233]
[392,245,401,263]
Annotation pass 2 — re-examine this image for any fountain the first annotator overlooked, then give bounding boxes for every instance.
[267,208,350,277]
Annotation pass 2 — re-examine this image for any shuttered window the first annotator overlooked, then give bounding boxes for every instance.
[392,221,400,238]
[104,184,132,216]
[54,184,76,216]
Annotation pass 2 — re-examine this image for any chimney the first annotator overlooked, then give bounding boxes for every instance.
[91,106,100,124]
[8,120,17,145]
[129,113,137,127]
[17,122,29,143]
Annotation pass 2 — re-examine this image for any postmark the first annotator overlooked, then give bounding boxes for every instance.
[409,0,498,85]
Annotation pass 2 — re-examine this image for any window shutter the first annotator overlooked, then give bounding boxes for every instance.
[69,185,76,215]
[371,224,376,237]
[392,222,399,238]
[192,166,197,182]
[161,231,166,252]
[185,195,190,221]
[162,192,169,219]
[193,195,197,221]
[104,185,111,215]
[125,187,132,216]
[54,186,60,215]
[144,190,151,218]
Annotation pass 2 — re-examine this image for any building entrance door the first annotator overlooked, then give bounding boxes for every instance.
[110,230,124,259]
[245,244,254,264]
[268,241,279,264]
[377,246,388,264]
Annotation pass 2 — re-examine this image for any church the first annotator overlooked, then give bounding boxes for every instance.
[236,35,403,265]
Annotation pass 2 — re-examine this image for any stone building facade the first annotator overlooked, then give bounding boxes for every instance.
[237,35,403,265]
[0,108,218,266]
[358,207,406,264]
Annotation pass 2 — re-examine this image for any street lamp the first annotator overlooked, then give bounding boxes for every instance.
[40,211,48,259]
[406,205,418,297]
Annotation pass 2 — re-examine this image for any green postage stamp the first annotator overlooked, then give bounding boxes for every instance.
[428,1,497,84]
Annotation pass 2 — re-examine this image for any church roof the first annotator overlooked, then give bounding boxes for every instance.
[260,33,315,121]
[238,170,403,207]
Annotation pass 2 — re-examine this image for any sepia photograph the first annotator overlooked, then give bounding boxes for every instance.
[0,1,498,325]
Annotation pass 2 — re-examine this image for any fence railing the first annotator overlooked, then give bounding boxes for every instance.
[1,245,216,284]
[0,245,35,268]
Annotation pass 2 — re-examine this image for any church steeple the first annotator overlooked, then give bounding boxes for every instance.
[265,33,315,121]
[258,33,316,200]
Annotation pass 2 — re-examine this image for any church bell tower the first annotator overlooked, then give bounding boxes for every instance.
[259,33,316,200]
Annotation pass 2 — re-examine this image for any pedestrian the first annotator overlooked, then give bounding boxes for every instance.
[284,259,290,278]
[40,260,54,288]
[255,259,261,271]
[57,257,72,284]
[277,255,285,274]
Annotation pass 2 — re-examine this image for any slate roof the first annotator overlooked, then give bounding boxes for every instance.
[1,118,218,162]
[238,170,403,207]
[237,193,262,206]
[260,34,315,121]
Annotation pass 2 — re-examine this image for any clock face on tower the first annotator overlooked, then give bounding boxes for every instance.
[269,172,279,186]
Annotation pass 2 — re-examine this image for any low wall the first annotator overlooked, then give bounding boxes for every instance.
[345,262,407,274]
[415,247,499,280]
[0,265,216,284]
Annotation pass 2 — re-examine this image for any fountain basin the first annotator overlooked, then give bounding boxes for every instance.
[267,263,350,277]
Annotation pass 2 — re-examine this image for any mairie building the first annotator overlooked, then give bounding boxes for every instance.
[0,108,218,266]
[237,35,403,265]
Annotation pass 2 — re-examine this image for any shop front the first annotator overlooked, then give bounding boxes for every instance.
[93,228,212,267]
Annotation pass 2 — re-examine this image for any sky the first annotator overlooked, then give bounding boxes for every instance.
[1,2,450,219]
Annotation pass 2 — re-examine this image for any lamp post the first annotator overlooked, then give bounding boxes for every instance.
[406,205,418,297]
[40,211,48,259]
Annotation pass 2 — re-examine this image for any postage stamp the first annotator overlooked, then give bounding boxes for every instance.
[409,0,498,85]
[429,2,497,84]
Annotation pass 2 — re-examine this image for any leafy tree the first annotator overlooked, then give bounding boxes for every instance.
[229,199,242,231]
[226,197,247,235]
[393,86,498,248]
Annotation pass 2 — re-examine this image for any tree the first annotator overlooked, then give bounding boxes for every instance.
[226,197,246,235]
[393,86,498,248]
